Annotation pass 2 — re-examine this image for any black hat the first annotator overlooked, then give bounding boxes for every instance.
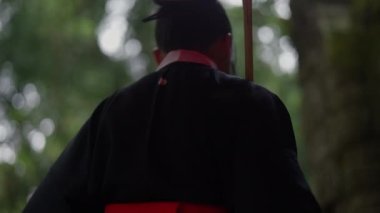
[143,0,218,22]
[144,0,231,53]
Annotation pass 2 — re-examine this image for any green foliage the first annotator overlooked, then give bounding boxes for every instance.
[0,0,128,212]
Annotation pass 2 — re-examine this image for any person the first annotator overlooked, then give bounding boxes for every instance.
[24,0,321,212]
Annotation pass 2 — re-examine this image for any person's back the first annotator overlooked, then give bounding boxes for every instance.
[24,0,321,212]
[95,60,320,211]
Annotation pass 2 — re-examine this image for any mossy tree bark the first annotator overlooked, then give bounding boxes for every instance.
[290,0,380,212]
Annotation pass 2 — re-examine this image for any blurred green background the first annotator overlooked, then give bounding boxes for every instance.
[1,0,379,212]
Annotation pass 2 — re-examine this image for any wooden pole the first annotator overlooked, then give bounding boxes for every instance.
[243,0,254,81]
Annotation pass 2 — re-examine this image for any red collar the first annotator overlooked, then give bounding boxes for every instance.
[156,49,218,71]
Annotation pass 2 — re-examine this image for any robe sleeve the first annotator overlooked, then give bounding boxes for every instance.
[233,90,321,213]
[265,95,321,212]
[23,98,110,213]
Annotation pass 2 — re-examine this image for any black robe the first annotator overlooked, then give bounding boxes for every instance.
[24,62,321,213]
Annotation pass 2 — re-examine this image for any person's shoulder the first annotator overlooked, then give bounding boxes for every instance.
[214,71,278,104]
[218,71,291,118]
[119,71,162,95]
[91,71,162,114]
[108,71,162,103]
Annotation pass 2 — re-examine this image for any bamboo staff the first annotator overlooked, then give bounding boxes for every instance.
[243,0,254,81]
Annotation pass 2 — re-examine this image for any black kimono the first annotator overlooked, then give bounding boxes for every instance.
[24,51,321,213]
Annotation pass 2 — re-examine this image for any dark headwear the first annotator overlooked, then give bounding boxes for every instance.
[143,0,232,52]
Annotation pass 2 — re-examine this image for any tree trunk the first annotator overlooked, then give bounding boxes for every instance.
[290,0,380,212]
